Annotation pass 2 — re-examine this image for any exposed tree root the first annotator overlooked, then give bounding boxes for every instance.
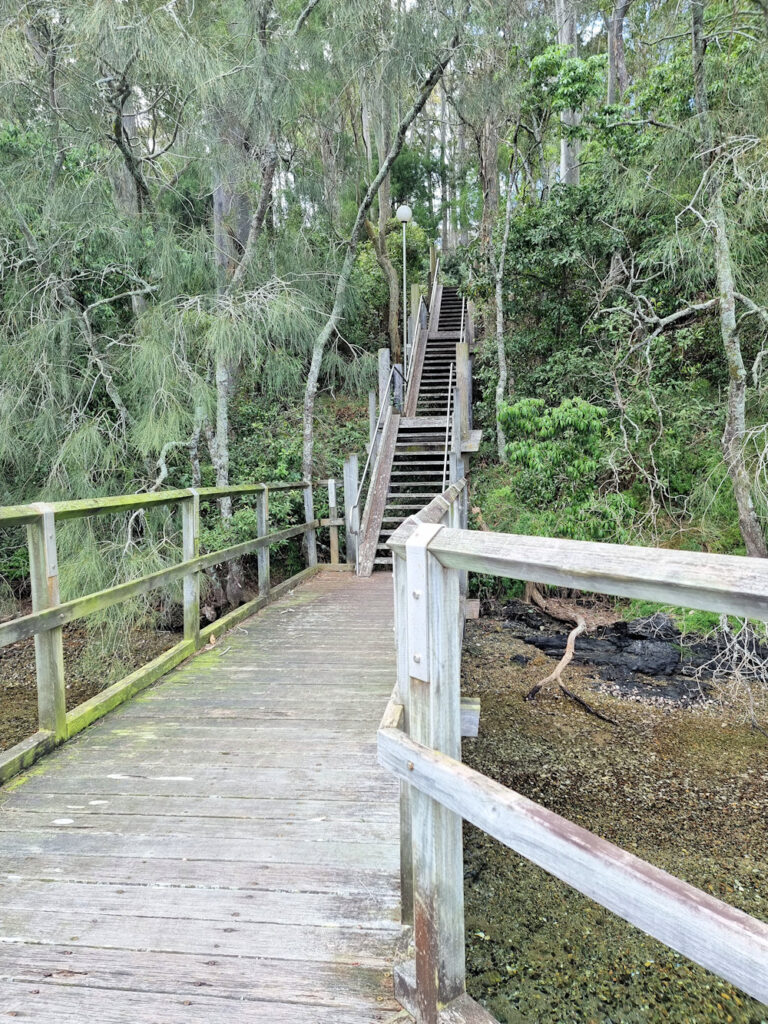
[523,584,618,725]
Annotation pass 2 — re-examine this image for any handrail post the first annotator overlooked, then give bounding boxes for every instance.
[456,340,470,443]
[256,486,270,597]
[368,390,377,452]
[343,455,359,566]
[378,348,391,416]
[328,479,339,565]
[182,490,200,649]
[27,505,66,741]
[393,363,403,412]
[405,522,466,1020]
[303,482,317,567]
[393,544,414,926]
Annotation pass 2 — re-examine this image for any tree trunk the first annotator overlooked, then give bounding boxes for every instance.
[440,83,449,250]
[494,170,515,462]
[479,116,500,245]
[691,0,767,556]
[372,89,401,362]
[554,0,580,185]
[458,118,469,245]
[301,38,460,481]
[607,0,632,104]
[712,193,767,556]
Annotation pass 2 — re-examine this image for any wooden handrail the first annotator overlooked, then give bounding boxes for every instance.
[419,526,768,620]
[0,478,328,785]
[384,506,768,1021]
[378,725,768,1006]
[0,480,307,527]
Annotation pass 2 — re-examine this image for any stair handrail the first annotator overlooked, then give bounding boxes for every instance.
[350,363,405,538]
[441,361,455,491]
[406,294,427,394]
[429,256,440,312]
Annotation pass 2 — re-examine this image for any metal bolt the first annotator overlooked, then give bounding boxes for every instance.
[407,761,414,771]
[413,653,421,664]
[412,589,421,599]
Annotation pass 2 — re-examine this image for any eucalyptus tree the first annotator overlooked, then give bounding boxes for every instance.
[299,1,466,482]
[590,0,768,555]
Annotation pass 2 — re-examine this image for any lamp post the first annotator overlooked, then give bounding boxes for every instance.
[395,204,412,377]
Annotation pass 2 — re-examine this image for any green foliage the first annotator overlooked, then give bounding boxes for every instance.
[497,397,637,542]
[529,46,607,125]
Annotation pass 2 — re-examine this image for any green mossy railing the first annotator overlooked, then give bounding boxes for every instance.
[0,480,350,785]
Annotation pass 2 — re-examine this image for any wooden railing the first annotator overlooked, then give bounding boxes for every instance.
[381,488,768,1023]
[0,478,347,785]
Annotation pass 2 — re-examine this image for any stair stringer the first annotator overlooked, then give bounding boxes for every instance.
[357,409,401,576]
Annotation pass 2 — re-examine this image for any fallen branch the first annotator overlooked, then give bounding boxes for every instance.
[522,585,618,724]
[526,615,586,698]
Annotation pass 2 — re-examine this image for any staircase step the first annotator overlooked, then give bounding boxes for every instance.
[388,492,443,500]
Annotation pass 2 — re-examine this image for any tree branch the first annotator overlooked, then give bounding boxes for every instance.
[291,0,320,36]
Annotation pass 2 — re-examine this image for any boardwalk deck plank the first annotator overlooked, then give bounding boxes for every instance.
[0,571,407,1021]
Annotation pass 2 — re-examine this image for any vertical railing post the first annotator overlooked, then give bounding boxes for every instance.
[343,454,359,567]
[328,478,339,565]
[368,390,377,452]
[393,545,414,926]
[378,348,391,416]
[393,363,403,412]
[256,486,270,597]
[27,505,66,742]
[303,482,317,567]
[182,490,200,649]
[410,282,420,337]
[456,341,471,443]
[405,522,466,1021]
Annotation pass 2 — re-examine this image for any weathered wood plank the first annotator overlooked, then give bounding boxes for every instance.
[343,453,359,565]
[0,830,400,868]
[0,732,55,786]
[65,640,193,738]
[357,408,400,576]
[424,527,768,619]
[5,765,392,800]
[1,878,400,929]
[0,523,317,649]
[0,482,307,528]
[460,696,481,738]
[181,492,200,647]
[379,728,768,1006]
[27,508,66,741]
[0,982,400,1023]
[0,571,403,1022]
[0,791,399,822]
[0,810,398,844]
[0,854,398,894]
[0,946,398,1012]
[405,523,465,1018]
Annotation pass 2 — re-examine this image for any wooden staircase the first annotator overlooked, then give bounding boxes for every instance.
[357,283,473,573]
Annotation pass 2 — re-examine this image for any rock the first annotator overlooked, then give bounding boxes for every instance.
[627,613,679,641]
[510,654,530,666]
[623,639,680,676]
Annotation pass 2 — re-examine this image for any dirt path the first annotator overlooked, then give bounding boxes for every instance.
[461,617,768,1024]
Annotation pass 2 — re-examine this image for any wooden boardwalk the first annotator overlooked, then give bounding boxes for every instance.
[0,570,405,1021]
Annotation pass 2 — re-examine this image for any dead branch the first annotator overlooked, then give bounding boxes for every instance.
[523,585,619,724]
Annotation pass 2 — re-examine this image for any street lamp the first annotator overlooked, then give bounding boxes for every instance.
[396,204,412,377]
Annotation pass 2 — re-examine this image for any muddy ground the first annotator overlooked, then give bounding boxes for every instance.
[0,624,177,751]
[461,614,768,1024]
